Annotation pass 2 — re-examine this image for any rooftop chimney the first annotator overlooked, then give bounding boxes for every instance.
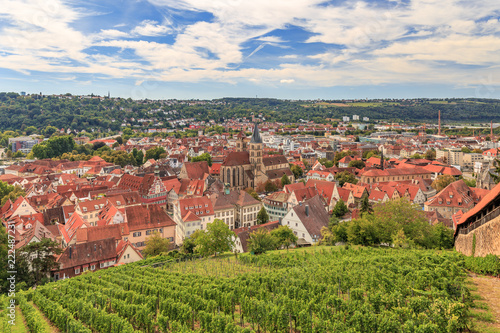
[68,246,72,259]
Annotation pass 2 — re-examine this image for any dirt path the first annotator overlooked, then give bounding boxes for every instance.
[470,274,500,330]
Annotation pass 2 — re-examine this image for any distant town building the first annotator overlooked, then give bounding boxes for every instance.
[8,136,39,154]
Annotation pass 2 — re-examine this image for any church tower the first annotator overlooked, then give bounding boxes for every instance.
[235,131,245,152]
[249,123,263,171]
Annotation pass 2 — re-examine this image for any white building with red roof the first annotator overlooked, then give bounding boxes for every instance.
[173,196,215,244]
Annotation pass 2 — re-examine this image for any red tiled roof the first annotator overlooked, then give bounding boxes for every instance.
[456,181,500,230]
[183,161,210,180]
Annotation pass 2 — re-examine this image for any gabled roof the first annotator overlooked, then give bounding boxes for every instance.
[305,179,335,204]
[291,195,329,238]
[222,151,250,166]
[56,238,117,269]
[75,224,125,243]
[125,204,176,231]
[15,220,54,249]
[177,196,214,219]
[284,182,306,194]
[262,155,288,166]
[456,181,500,231]
[182,161,210,180]
[116,239,143,261]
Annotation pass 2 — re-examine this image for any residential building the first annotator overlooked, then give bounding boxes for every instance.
[126,204,176,249]
[281,195,329,245]
[173,196,215,244]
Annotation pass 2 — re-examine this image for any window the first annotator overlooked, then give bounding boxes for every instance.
[133,232,142,237]
[75,268,80,275]
[83,266,88,272]
[91,265,95,270]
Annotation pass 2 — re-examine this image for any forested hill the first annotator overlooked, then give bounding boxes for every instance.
[0,92,499,132]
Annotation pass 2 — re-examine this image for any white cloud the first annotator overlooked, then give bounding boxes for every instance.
[256,36,286,43]
[1,0,500,91]
[131,20,171,36]
[97,29,129,39]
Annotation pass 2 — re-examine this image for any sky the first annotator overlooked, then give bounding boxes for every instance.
[0,0,499,100]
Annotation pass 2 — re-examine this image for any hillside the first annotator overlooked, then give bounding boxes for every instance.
[3,247,484,332]
[1,93,500,133]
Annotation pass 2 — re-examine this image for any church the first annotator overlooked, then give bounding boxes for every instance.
[220,124,294,191]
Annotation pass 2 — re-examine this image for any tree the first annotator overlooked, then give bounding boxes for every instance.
[335,171,358,187]
[318,158,334,168]
[360,195,373,215]
[41,125,58,137]
[180,236,196,254]
[145,146,167,160]
[281,174,291,187]
[291,165,303,179]
[332,199,348,218]
[348,160,365,169]
[195,219,235,257]
[409,153,423,159]
[256,207,270,225]
[191,153,212,166]
[424,149,436,160]
[461,147,472,153]
[25,126,37,135]
[31,135,75,159]
[1,185,25,205]
[245,188,260,201]
[247,229,277,254]
[431,222,454,249]
[264,180,278,192]
[17,238,63,285]
[271,226,298,249]
[431,175,456,192]
[0,223,9,293]
[143,231,170,257]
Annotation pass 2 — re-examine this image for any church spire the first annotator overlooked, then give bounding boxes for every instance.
[250,123,262,144]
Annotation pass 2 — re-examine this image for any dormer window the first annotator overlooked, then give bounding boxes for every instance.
[83,207,87,212]
[94,205,99,210]
[117,201,121,206]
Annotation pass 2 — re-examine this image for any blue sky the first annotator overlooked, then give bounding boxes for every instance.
[0,0,499,99]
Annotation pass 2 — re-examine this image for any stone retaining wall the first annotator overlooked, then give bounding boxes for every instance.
[455,217,500,257]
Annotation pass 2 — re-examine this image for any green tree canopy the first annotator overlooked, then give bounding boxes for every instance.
[143,231,170,257]
[281,174,291,187]
[332,199,349,218]
[270,226,298,249]
[256,207,270,225]
[360,194,373,215]
[17,238,63,286]
[247,229,277,254]
[348,160,366,169]
[191,153,213,166]
[145,146,167,160]
[431,175,456,192]
[31,135,75,159]
[291,165,303,179]
[195,219,235,257]
[335,171,358,187]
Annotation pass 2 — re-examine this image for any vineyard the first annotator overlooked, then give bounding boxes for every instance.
[4,247,478,332]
